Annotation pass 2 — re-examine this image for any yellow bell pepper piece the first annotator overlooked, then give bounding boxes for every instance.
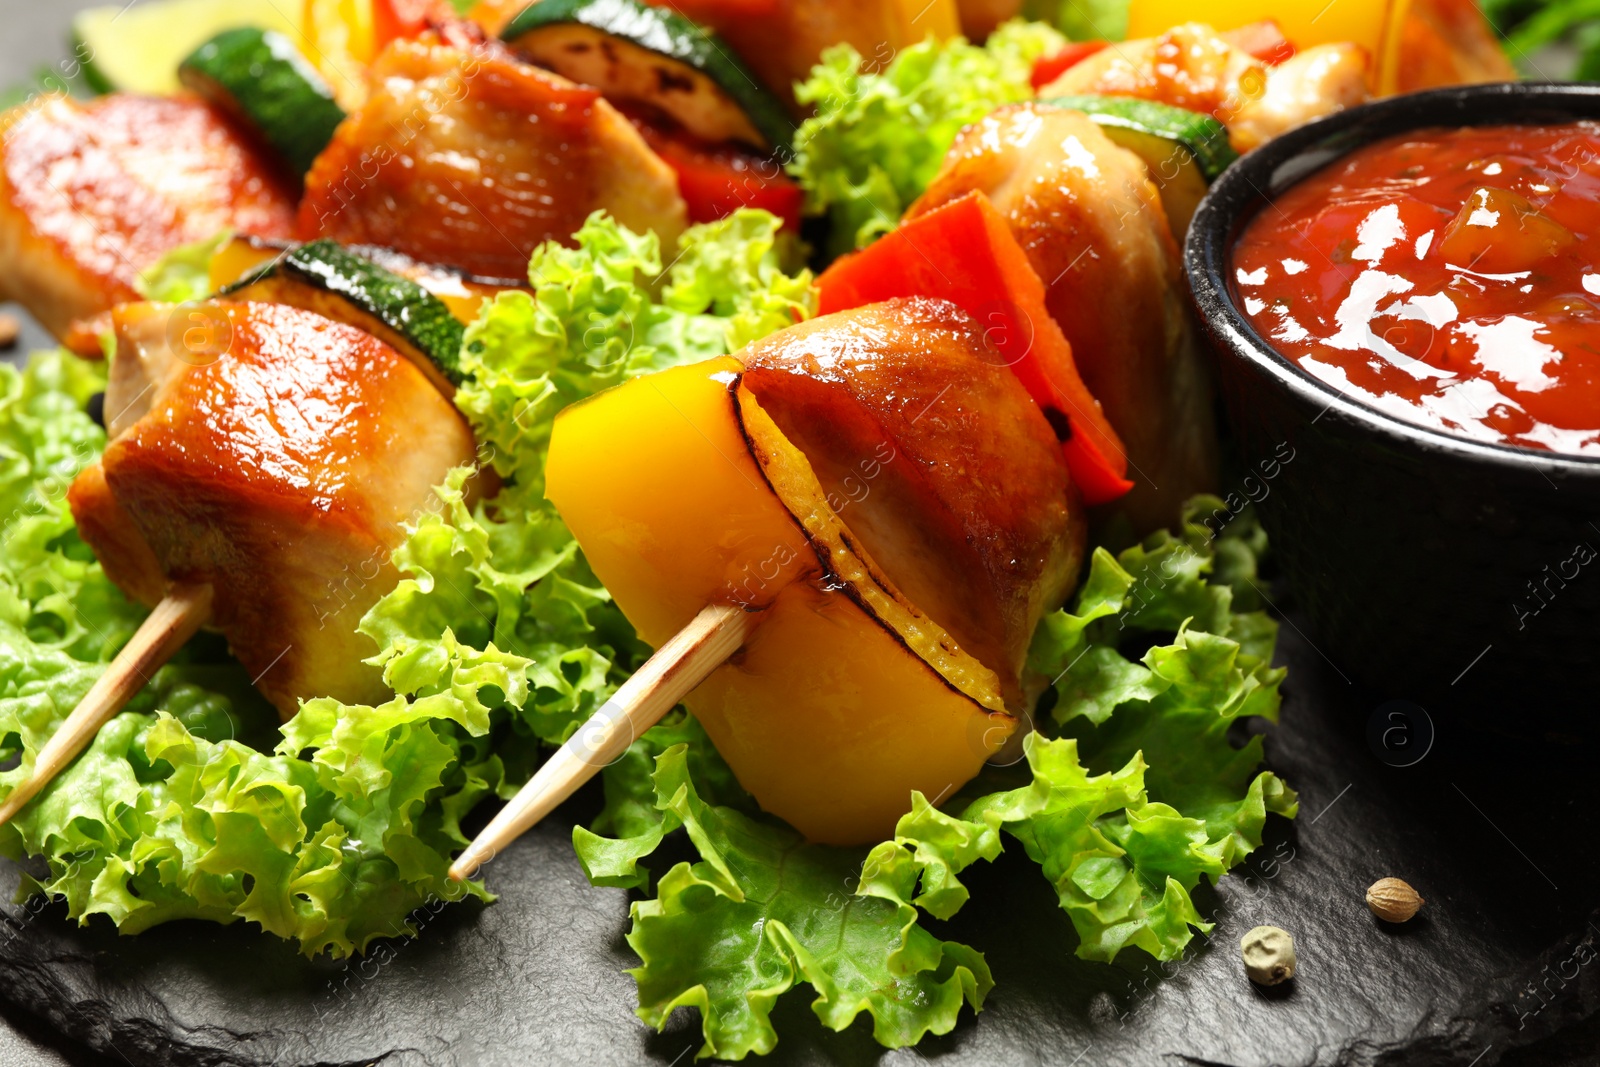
[208,236,280,294]
[1127,0,1396,55]
[302,0,376,111]
[1126,0,1412,93]
[546,356,1015,845]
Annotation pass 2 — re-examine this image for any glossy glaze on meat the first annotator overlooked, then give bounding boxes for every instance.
[705,0,959,114]
[1040,23,1370,154]
[0,94,297,338]
[1398,0,1519,94]
[912,103,1217,531]
[299,35,687,278]
[68,301,479,717]
[740,297,1083,707]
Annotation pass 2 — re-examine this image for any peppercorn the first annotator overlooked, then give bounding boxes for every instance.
[1241,925,1297,986]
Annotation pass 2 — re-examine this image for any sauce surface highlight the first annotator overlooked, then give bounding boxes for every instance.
[1232,122,1600,455]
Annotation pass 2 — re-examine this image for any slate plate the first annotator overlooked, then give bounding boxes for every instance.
[1,622,1596,1067]
[3,6,1598,1064]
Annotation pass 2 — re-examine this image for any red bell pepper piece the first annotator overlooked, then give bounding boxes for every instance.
[1220,20,1297,65]
[817,192,1133,505]
[638,125,803,231]
[374,0,455,48]
[1031,41,1109,91]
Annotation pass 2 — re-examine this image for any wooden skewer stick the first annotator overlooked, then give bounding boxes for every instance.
[449,601,762,881]
[0,582,213,828]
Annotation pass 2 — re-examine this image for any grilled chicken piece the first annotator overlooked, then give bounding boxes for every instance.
[0,94,297,340]
[1229,45,1371,152]
[692,0,960,114]
[956,0,1023,41]
[549,298,1081,839]
[1040,22,1370,153]
[1043,22,1260,115]
[740,297,1084,707]
[1396,0,1518,93]
[67,301,479,717]
[910,103,1216,532]
[299,34,688,279]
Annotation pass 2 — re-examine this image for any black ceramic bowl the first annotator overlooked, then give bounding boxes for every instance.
[1186,82,1600,717]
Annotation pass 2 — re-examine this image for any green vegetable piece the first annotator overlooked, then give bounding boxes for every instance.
[597,745,993,1060]
[789,20,1065,256]
[1041,93,1238,180]
[502,0,794,152]
[178,27,346,178]
[1041,94,1239,237]
[224,239,467,392]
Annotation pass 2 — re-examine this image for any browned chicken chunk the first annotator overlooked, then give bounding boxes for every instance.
[740,297,1084,707]
[1397,0,1519,93]
[956,0,1023,41]
[691,0,960,114]
[299,34,687,279]
[67,301,479,717]
[0,94,298,338]
[911,103,1217,532]
[1040,22,1370,153]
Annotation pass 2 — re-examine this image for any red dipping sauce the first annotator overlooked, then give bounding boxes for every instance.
[1232,123,1600,456]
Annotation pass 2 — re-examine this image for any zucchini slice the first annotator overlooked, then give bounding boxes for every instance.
[179,28,347,178]
[223,240,466,394]
[501,0,793,153]
[209,235,520,325]
[1042,94,1239,238]
[342,245,525,325]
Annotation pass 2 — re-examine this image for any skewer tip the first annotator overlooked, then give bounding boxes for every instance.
[448,847,487,882]
[447,602,761,885]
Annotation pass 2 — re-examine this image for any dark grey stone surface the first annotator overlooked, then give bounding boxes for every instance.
[0,625,1596,1067]
[1,4,1596,1065]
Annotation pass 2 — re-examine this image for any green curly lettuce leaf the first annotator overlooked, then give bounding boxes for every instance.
[456,208,813,499]
[0,351,499,955]
[790,20,1065,256]
[865,505,1298,965]
[578,498,1296,1058]
[0,209,816,958]
[613,744,992,1060]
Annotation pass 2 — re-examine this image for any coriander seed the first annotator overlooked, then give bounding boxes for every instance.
[1366,877,1424,923]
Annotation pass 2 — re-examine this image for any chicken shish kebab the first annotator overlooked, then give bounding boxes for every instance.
[0,269,484,827]
[0,94,296,338]
[547,297,1080,843]
[1040,21,1372,153]
[299,30,688,279]
[910,105,1216,532]
[450,293,1087,871]
[70,299,480,715]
